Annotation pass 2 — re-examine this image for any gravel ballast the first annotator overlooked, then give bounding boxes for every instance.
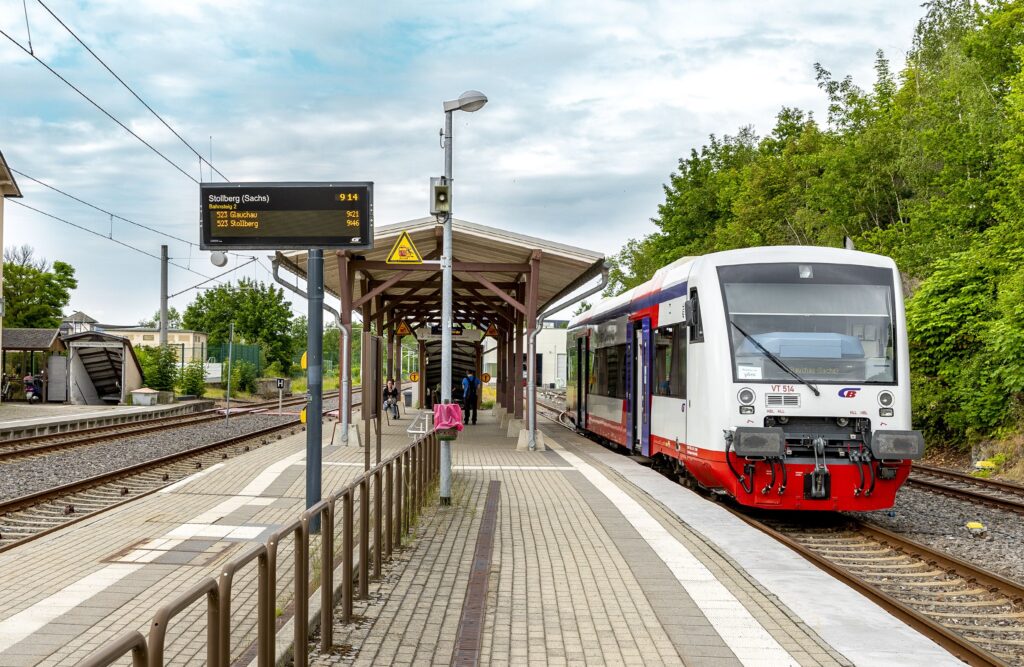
[853,485,1024,584]
[0,413,299,502]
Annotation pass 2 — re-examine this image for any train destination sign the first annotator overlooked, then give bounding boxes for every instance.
[200,182,373,250]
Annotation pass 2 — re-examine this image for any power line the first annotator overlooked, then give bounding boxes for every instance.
[169,258,257,298]
[11,168,196,247]
[8,199,214,280]
[34,0,231,182]
[0,27,199,184]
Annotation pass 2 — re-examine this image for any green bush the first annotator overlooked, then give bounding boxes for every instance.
[179,358,206,397]
[234,360,258,394]
[137,345,178,392]
[264,360,285,378]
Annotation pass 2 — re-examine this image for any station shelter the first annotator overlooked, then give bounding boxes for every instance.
[279,216,604,436]
[1,328,65,401]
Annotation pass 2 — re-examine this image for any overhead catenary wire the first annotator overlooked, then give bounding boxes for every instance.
[169,258,257,298]
[8,199,214,280]
[11,168,197,247]
[34,0,231,182]
[0,27,199,184]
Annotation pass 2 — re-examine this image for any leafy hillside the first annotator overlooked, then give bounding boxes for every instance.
[609,0,1024,446]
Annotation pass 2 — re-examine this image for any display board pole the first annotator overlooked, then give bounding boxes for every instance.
[306,249,324,532]
[440,109,454,506]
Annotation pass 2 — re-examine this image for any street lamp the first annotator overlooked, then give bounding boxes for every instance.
[439,89,487,506]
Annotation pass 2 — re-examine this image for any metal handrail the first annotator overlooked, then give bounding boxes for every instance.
[78,432,440,667]
[217,542,270,667]
[406,410,432,438]
[76,630,148,667]
[148,577,220,666]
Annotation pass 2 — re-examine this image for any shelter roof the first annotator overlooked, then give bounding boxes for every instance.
[278,217,604,317]
[3,328,65,352]
[0,150,22,198]
[63,331,144,400]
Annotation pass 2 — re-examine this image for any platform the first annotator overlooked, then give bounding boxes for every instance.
[310,413,959,666]
[0,399,214,440]
[0,410,961,666]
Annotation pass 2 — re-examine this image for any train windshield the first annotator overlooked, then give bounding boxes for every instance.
[719,263,897,384]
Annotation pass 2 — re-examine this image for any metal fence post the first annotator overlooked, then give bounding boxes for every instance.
[301,501,334,655]
[148,578,220,667]
[265,521,301,664]
[359,476,369,600]
[76,630,148,667]
[395,453,404,543]
[373,469,382,579]
[342,489,354,623]
[385,461,393,559]
[217,544,270,667]
[294,523,309,666]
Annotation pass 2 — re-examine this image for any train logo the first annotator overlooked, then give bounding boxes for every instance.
[838,387,861,398]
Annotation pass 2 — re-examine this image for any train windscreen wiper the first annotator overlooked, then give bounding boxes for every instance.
[729,320,820,397]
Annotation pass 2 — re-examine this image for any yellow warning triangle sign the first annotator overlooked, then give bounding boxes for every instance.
[385,231,423,265]
[396,320,412,336]
[485,322,498,337]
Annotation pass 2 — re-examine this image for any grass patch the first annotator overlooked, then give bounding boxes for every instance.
[291,375,341,394]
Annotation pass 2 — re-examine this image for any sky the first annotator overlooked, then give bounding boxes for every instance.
[0,0,927,326]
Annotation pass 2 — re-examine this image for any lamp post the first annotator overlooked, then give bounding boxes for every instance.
[439,90,487,506]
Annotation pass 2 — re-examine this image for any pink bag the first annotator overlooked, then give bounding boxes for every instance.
[433,403,464,431]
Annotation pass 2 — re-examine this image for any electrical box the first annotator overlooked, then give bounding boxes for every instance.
[430,177,450,215]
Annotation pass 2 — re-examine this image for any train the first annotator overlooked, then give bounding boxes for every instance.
[566,246,925,510]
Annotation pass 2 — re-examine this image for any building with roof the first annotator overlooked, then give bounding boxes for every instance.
[0,150,24,403]
[61,311,99,336]
[95,326,208,363]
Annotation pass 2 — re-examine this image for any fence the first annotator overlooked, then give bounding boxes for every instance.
[78,431,441,667]
[207,343,263,374]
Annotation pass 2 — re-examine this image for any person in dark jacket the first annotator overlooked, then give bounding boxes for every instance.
[461,369,481,425]
[382,379,400,419]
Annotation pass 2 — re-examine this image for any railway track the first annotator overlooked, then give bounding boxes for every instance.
[0,391,361,554]
[735,515,1024,666]
[0,390,345,464]
[909,463,1024,515]
[534,399,1024,665]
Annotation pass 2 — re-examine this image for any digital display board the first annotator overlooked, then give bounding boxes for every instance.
[200,182,373,250]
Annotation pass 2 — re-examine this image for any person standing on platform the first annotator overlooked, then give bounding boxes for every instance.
[462,369,481,425]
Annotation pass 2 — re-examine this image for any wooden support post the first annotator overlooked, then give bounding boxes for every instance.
[337,252,353,426]
[418,341,426,408]
[514,283,524,420]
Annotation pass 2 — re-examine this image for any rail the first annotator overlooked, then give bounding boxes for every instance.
[76,431,440,667]
[406,409,432,439]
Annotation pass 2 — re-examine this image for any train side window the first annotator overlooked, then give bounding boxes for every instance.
[688,288,704,343]
[655,326,687,399]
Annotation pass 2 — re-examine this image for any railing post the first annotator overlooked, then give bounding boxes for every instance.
[265,522,301,665]
[385,461,393,559]
[147,578,220,667]
[294,523,309,666]
[217,544,270,667]
[395,453,404,543]
[319,504,335,655]
[359,476,369,600]
[373,469,382,579]
[342,489,354,623]
[76,630,148,667]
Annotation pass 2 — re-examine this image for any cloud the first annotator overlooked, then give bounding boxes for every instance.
[0,0,925,322]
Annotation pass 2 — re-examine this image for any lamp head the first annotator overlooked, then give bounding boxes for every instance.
[210,251,228,268]
[443,90,488,113]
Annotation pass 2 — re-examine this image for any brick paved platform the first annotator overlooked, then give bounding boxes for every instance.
[308,412,961,667]
[0,412,406,666]
[0,408,961,666]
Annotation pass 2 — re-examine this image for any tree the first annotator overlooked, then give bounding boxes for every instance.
[138,307,183,328]
[182,279,294,370]
[2,246,78,328]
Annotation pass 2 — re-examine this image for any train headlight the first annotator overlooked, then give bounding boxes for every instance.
[836,417,850,428]
[870,430,925,460]
[879,408,894,417]
[737,388,755,405]
[739,406,755,415]
[878,391,894,407]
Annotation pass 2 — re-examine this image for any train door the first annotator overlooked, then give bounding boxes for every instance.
[631,318,653,456]
[575,336,587,426]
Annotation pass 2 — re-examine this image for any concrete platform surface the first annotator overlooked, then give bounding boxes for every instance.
[0,399,213,440]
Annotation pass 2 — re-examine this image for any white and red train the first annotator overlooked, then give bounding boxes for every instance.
[566,246,925,511]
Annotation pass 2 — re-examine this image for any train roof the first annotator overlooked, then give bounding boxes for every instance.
[569,245,897,327]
